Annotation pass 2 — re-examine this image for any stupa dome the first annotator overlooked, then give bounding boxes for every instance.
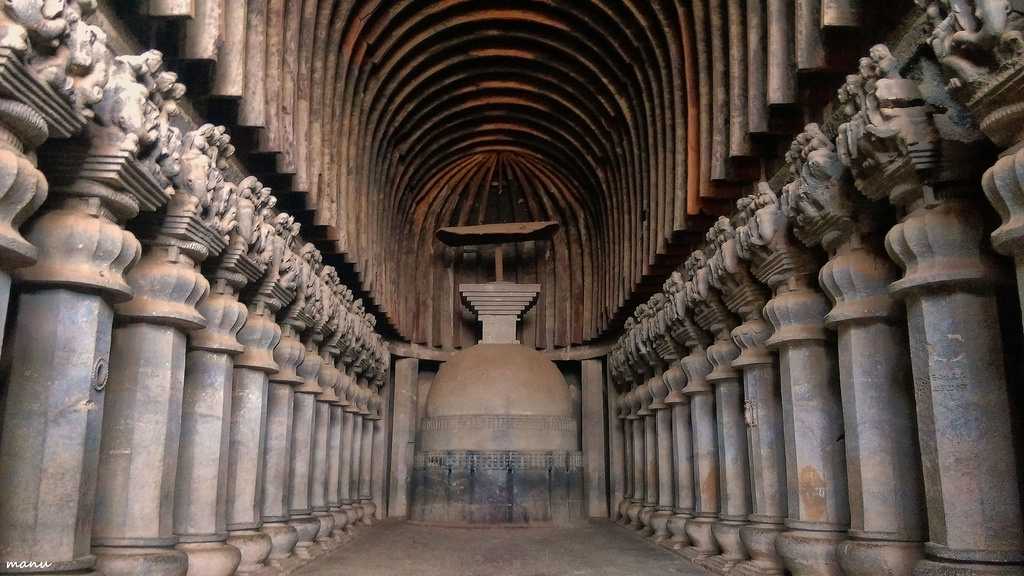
[421,343,576,452]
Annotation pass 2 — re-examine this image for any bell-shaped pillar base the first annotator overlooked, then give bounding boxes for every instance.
[776,529,845,576]
[703,520,749,574]
[837,538,923,576]
[626,501,643,529]
[734,522,787,575]
[314,511,335,546]
[682,516,720,560]
[93,546,188,576]
[650,510,672,542]
[175,542,241,576]
[261,521,298,565]
[330,508,350,538]
[666,513,691,549]
[226,529,272,574]
[639,506,655,535]
[342,504,359,529]
[361,500,377,525]
[288,515,321,559]
[616,498,632,525]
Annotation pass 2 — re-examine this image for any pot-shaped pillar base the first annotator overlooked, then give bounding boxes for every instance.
[314,511,334,545]
[776,529,845,576]
[838,538,923,576]
[682,516,720,560]
[226,529,271,574]
[626,501,643,529]
[651,510,672,542]
[639,506,655,535]
[175,541,240,576]
[330,508,350,538]
[703,520,749,574]
[342,504,359,529]
[93,546,188,576]
[667,513,691,549]
[261,521,298,564]
[288,515,321,559]
[616,498,631,524]
[361,500,376,525]
[734,522,787,575]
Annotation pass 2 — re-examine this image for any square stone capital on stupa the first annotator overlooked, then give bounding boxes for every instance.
[459,282,540,344]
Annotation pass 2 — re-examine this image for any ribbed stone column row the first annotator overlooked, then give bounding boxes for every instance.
[0,15,392,575]
[608,38,1024,576]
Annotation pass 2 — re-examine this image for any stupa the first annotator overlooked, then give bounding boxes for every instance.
[410,222,584,526]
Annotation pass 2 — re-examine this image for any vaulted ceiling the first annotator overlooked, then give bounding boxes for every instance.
[124,0,912,348]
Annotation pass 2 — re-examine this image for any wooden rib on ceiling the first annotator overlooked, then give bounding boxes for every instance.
[136,0,907,346]
[279,0,698,348]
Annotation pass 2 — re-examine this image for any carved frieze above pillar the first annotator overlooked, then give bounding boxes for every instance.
[918,0,1024,147]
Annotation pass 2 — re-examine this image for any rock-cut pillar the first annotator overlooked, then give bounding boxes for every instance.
[664,361,694,548]
[635,381,656,533]
[625,386,645,529]
[338,371,360,528]
[261,322,304,564]
[765,278,849,576]
[648,372,674,542]
[822,239,926,576]
[704,220,785,576]
[681,341,720,561]
[348,386,366,523]
[734,322,787,576]
[311,347,339,547]
[705,330,751,574]
[357,381,376,525]
[886,198,1024,576]
[289,337,325,558]
[0,180,140,575]
[173,280,247,576]
[614,393,634,525]
[320,346,348,539]
[92,241,210,576]
[226,302,280,573]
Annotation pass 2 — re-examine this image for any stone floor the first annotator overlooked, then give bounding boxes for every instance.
[294,521,708,576]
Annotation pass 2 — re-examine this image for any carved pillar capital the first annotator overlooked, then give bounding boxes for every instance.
[625,387,641,420]
[735,182,821,291]
[16,194,140,297]
[818,243,901,325]
[918,0,1024,147]
[272,323,305,385]
[684,252,740,382]
[648,371,670,411]
[885,199,1003,297]
[680,343,714,395]
[114,243,209,329]
[984,146,1024,256]
[190,280,248,353]
[634,381,652,417]
[0,100,46,268]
